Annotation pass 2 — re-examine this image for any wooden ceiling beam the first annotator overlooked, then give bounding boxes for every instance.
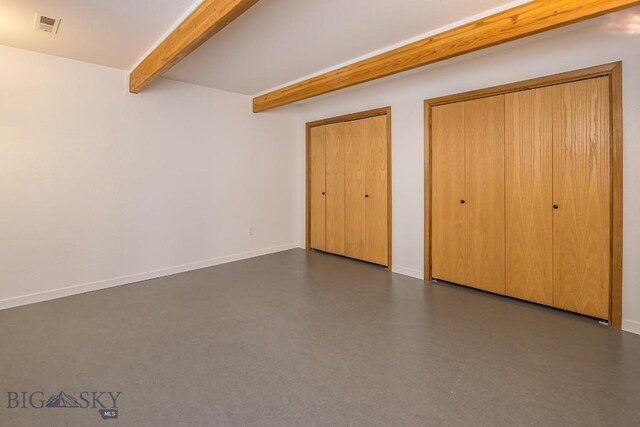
[130,0,259,93]
[253,0,639,112]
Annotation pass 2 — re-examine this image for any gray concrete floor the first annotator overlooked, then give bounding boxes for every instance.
[1,249,639,427]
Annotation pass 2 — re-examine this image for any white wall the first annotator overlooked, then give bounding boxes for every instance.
[294,8,640,334]
[0,45,299,308]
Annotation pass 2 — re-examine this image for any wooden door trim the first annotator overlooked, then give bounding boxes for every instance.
[424,62,623,328]
[611,64,623,329]
[306,107,393,269]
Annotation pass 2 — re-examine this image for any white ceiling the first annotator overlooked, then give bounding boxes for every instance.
[0,0,532,94]
[165,0,523,95]
[0,0,195,69]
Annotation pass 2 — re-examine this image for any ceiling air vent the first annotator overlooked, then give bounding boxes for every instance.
[34,13,61,34]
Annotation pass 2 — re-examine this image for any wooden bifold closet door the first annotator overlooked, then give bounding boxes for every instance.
[325,123,346,256]
[431,95,505,294]
[505,87,554,305]
[552,77,611,320]
[309,113,389,267]
[504,78,611,318]
[344,115,388,265]
[363,115,389,266]
[431,103,466,284]
[345,119,367,260]
[464,95,505,294]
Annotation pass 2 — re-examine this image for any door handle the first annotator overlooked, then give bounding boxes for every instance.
[365,194,369,198]
[460,200,465,204]
[322,192,326,195]
[553,204,559,209]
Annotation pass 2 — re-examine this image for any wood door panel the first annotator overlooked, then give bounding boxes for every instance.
[431,103,466,283]
[325,122,346,255]
[505,87,554,305]
[345,119,366,260]
[364,115,389,266]
[552,78,611,319]
[464,95,506,294]
[309,126,326,251]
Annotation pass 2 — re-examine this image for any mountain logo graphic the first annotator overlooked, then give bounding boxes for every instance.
[45,391,80,408]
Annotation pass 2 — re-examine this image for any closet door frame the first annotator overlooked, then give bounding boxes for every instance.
[424,62,623,328]
[305,106,393,269]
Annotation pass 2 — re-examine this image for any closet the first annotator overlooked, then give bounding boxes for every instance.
[308,110,390,267]
[427,66,621,323]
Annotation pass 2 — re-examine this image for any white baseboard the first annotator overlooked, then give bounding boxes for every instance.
[0,243,299,311]
[392,265,424,280]
[622,319,640,336]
